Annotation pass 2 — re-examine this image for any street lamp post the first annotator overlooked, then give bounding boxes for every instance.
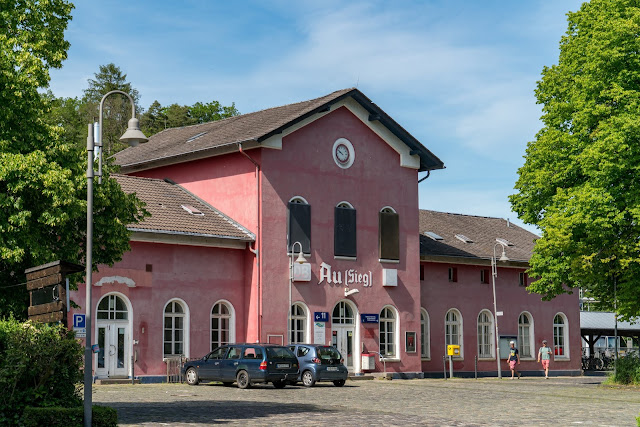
[491,241,509,380]
[84,90,147,427]
[288,241,306,344]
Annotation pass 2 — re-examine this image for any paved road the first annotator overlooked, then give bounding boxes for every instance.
[93,376,640,426]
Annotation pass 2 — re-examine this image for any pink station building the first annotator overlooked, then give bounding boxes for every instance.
[68,89,581,381]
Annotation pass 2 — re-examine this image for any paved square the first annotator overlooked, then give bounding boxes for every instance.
[93,376,640,426]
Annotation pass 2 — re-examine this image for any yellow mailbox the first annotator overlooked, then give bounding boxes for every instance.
[447,345,460,356]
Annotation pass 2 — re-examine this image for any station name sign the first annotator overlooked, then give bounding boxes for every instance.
[318,262,372,287]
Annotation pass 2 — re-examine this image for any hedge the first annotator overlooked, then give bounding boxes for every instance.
[22,405,117,427]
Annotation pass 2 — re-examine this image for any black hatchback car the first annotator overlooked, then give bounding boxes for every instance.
[183,344,299,389]
[288,344,348,387]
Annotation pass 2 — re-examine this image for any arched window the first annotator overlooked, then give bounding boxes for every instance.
[477,310,494,358]
[97,294,128,320]
[164,299,188,358]
[335,201,357,258]
[553,313,568,358]
[332,301,355,324]
[445,309,463,357]
[420,309,430,359]
[379,206,399,261]
[211,301,234,349]
[380,306,397,357]
[288,196,310,254]
[518,312,534,358]
[290,303,308,344]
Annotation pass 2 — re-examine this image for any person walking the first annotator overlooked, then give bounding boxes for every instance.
[538,339,552,379]
[507,340,521,379]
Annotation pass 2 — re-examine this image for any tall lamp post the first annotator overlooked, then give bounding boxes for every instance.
[84,90,147,427]
[288,241,306,344]
[491,240,509,379]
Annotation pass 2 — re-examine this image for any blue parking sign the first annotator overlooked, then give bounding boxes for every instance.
[73,313,86,329]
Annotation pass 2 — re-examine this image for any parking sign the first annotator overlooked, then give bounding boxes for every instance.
[73,313,86,328]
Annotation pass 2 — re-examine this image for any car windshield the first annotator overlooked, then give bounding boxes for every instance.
[266,346,296,359]
[317,347,341,361]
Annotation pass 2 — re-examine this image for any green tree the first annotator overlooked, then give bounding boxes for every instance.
[0,1,147,319]
[190,100,239,123]
[139,100,240,137]
[139,100,166,136]
[510,0,640,319]
[81,63,142,155]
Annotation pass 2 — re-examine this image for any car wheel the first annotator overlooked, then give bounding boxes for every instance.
[333,380,346,387]
[222,382,234,387]
[273,380,287,389]
[301,370,315,387]
[185,367,199,386]
[236,370,251,389]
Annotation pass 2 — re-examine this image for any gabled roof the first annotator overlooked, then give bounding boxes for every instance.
[419,210,538,264]
[113,88,444,173]
[114,174,254,242]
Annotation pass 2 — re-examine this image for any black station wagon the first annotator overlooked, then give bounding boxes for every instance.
[183,344,299,389]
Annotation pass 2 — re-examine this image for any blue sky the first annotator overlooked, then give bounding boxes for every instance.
[48,0,585,234]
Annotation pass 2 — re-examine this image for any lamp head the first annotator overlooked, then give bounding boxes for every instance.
[499,249,509,262]
[295,252,306,264]
[120,117,148,147]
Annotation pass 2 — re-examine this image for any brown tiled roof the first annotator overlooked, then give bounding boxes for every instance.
[419,210,538,263]
[113,88,444,172]
[114,174,254,241]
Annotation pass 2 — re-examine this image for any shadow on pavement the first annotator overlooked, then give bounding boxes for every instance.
[107,400,335,424]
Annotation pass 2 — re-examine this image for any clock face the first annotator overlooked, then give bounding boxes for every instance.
[336,144,350,163]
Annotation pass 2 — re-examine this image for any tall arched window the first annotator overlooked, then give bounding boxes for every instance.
[211,301,234,349]
[335,201,356,258]
[288,196,310,254]
[379,206,399,261]
[518,312,534,358]
[445,309,463,357]
[97,294,128,320]
[164,299,188,358]
[553,313,568,358]
[290,303,308,344]
[477,310,494,358]
[420,309,430,359]
[380,306,397,357]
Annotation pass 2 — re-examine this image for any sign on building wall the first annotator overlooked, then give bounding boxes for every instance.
[361,314,380,323]
[293,262,312,282]
[318,262,372,287]
[313,322,326,344]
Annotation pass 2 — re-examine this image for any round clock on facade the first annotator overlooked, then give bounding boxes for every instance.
[332,138,355,169]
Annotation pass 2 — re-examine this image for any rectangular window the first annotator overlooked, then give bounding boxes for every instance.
[334,206,357,257]
[288,202,311,254]
[519,272,527,287]
[420,264,425,281]
[481,269,490,284]
[379,211,399,260]
[448,267,458,283]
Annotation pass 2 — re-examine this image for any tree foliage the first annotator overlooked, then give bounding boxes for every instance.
[0,2,147,319]
[510,0,640,318]
[139,99,239,137]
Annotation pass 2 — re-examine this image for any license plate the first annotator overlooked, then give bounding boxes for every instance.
[327,367,338,371]
[277,363,290,369]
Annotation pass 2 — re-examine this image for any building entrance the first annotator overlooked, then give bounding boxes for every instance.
[332,301,357,371]
[95,294,131,378]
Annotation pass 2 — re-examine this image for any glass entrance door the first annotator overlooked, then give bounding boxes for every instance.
[332,301,356,371]
[96,323,129,378]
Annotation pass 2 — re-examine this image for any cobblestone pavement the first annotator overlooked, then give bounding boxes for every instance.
[93,376,640,426]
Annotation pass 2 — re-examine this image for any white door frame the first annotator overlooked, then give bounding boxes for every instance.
[94,292,133,378]
[331,299,361,373]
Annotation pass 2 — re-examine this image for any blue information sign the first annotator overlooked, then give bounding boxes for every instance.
[360,314,379,323]
[314,312,329,322]
[73,313,86,328]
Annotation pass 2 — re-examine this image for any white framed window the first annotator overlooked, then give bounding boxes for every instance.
[290,302,309,344]
[380,305,398,358]
[163,299,190,358]
[97,294,128,320]
[332,301,355,324]
[445,309,463,358]
[211,300,235,350]
[420,308,430,359]
[518,312,534,358]
[553,312,569,359]
[477,310,494,359]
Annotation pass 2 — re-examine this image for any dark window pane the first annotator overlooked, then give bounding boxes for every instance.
[288,202,311,254]
[334,206,357,257]
[379,211,399,260]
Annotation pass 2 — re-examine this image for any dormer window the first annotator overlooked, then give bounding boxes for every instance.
[455,234,473,243]
[424,231,443,241]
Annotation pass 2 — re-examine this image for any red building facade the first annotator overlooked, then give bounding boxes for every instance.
[68,89,580,380]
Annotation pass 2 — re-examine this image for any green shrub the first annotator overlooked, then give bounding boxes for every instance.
[612,353,640,385]
[22,405,117,427]
[0,318,84,424]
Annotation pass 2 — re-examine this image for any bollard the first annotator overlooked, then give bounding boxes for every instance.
[475,355,478,379]
[443,355,447,380]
